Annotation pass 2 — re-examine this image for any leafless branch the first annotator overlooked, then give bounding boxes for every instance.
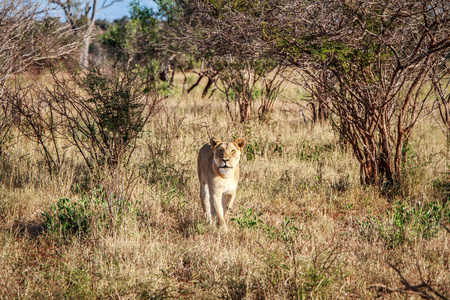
[0,0,81,86]
[441,222,450,234]
[369,259,449,300]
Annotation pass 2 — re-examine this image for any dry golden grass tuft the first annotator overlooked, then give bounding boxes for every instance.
[0,72,449,299]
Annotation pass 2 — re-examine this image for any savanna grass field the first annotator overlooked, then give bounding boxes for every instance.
[1,71,449,299]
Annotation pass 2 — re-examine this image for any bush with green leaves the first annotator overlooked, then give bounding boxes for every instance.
[231,207,299,243]
[42,197,93,237]
[359,201,450,248]
[230,207,264,229]
[42,187,136,237]
[43,64,162,170]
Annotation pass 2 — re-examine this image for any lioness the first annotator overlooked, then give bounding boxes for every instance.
[197,136,245,230]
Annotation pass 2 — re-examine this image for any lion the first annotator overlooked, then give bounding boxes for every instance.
[197,136,246,230]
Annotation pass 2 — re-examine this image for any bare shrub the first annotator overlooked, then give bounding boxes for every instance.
[42,63,162,170]
[101,167,141,228]
[272,0,450,189]
[258,66,291,121]
[141,106,188,202]
[6,82,64,174]
[431,62,450,156]
[370,257,449,299]
[0,96,18,156]
[0,0,80,165]
[0,0,80,85]
[301,68,331,124]
[213,57,288,123]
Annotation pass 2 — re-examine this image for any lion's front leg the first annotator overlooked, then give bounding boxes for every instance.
[200,181,213,225]
[222,191,235,219]
[210,188,227,230]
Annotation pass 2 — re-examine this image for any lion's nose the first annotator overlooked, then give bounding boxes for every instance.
[222,158,230,162]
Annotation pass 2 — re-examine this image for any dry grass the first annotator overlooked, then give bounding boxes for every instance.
[0,72,449,299]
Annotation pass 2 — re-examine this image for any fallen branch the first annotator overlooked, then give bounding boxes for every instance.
[368,259,449,300]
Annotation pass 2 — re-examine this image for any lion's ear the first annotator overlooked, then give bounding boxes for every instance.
[210,137,222,148]
[234,137,245,150]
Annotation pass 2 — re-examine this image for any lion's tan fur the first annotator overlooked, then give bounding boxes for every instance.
[197,137,245,230]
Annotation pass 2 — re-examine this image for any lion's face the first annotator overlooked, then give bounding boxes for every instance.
[210,137,246,171]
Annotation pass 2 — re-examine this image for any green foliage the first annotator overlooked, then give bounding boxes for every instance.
[84,71,145,146]
[359,201,450,247]
[99,21,128,49]
[307,38,383,73]
[158,80,176,97]
[42,187,135,238]
[263,216,299,243]
[227,89,236,101]
[99,0,183,65]
[231,207,299,242]
[231,207,263,229]
[152,0,180,23]
[208,0,268,14]
[252,85,262,100]
[130,0,158,27]
[244,140,261,161]
[99,0,160,63]
[42,197,92,236]
[298,140,334,162]
[50,64,160,169]
[244,139,283,161]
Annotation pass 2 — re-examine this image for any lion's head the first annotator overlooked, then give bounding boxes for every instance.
[210,137,246,171]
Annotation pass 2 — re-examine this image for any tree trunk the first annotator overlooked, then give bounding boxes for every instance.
[80,35,90,69]
[239,97,251,123]
[80,0,97,68]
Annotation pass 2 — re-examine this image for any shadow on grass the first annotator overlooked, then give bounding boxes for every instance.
[9,219,46,238]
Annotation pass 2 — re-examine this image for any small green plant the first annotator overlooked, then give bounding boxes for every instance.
[262,216,298,242]
[359,201,450,247]
[244,139,282,160]
[279,217,299,242]
[195,222,206,235]
[288,266,334,298]
[42,186,135,237]
[42,197,92,236]
[270,142,283,156]
[231,207,264,229]
[298,141,334,162]
[245,140,261,161]
[231,207,299,243]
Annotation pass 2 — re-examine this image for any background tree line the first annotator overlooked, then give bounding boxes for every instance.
[1,0,450,193]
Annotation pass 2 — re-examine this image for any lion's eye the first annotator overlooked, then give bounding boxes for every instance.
[218,149,223,154]
[231,150,236,154]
